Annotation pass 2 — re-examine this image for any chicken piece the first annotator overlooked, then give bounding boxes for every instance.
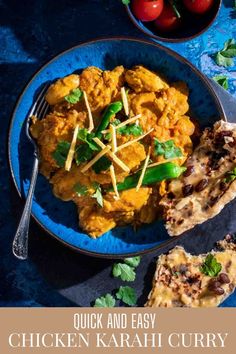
[45,74,80,105]
[116,141,146,171]
[174,115,195,136]
[79,206,116,238]
[137,187,161,224]
[50,165,92,201]
[103,187,152,213]
[79,66,125,115]
[78,187,151,238]
[166,82,189,116]
[130,92,160,132]
[125,66,168,93]
[30,110,85,177]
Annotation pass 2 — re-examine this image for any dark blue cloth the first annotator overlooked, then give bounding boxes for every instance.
[0,0,236,307]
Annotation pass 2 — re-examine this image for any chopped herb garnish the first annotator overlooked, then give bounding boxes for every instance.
[92,156,112,174]
[118,124,143,137]
[213,75,229,90]
[154,138,182,159]
[75,128,99,165]
[200,254,222,277]
[93,294,116,308]
[112,262,136,282]
[116,286,137,306]
[77,128,98,151]
[124,256,141,268]
[91,184,103,207]
[74,183,88,196]
[215,39,236,67]
[64,88,83,104]
[75,144,94,164]
[224,167,236,183]
[52,141,70,167]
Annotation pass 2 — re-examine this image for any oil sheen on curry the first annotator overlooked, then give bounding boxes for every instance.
[30,65,196,238]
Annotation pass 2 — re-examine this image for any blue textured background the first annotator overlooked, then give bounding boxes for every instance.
[0,0,236,307]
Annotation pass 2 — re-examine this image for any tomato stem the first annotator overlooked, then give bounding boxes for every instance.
[168,0,181,18]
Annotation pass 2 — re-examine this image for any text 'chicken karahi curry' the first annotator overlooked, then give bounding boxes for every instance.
[30,65,195,238]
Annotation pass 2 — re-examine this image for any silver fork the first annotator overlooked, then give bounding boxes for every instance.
[12,84,50,260]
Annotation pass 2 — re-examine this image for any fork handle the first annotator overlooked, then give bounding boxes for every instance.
[12,156,39,260]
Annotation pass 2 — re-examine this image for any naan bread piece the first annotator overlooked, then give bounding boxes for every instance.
[145,235,236,308]
[160,120,236,236]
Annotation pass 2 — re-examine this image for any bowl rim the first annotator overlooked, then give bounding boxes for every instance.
[126,0,222,43]
[8,36,226,259]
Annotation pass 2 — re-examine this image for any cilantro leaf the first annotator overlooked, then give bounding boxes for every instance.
[64,88,83,104]
[224,167,236,183]
[93,294,116,308]
[91,185,103,207]
[92,156,112,174]
[200,254,222,277]
[124,256,141,268]
[104,119,121,141]
[216,52,234,67]
[213,75,229,90]
[118,124,143,137]
[112,263,136,282]
[74,183,88,196]
[116,286,137,306]
[75,144,94,164]
[154,139,182,159]
[77,128,98,151]
[75,128,99,165]
[122,0,130,5]
[215,39,236,67]
[52,141,70,167]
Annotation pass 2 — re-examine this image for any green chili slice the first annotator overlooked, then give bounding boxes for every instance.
[108,162,186,192]
[95,101,123,138]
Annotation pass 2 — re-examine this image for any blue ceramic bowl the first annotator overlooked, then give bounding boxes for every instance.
[8,38,226,258]
[126,0,221,43]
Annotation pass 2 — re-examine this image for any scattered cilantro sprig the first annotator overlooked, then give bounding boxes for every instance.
[94,294,116,308]
[112,256,141,282]
[65,88,83,104]
[154,138,182,159]
[113,263,136,282]
[116,286,137,306]
[215,39,236,67]
[200,254,222,277]
[124,256,141,268]
[93,256,141,307]
[213,75,229,90]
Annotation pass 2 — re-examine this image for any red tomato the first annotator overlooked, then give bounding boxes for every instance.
[183,0,214,14]
[132,0,164,22]
[154,3,181,32]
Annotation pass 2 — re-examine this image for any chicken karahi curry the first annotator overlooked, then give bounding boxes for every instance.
[30,65,195,238]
